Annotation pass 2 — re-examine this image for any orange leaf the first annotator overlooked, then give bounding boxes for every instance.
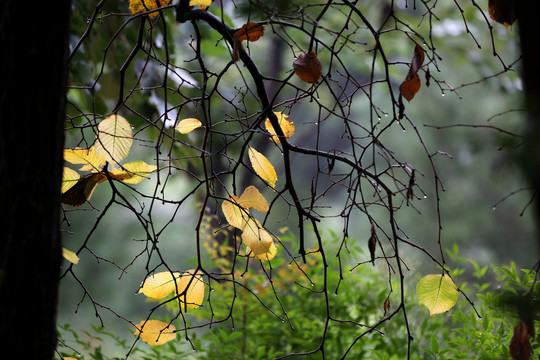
[399,44,424,102]
[293,51,322,84]
[488,0,515,27]
[399,73,421,102]
[234,22,265,42]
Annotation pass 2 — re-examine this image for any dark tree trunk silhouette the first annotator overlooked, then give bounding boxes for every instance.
[515,4,540,256]
[0,1,71,357]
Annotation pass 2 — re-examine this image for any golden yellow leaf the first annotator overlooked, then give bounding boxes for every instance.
[63,147,105,172]
[222,195,249,230]
[238,185,269,213]
[175,118,202,134]
[247,241,278,261]
[265,112,294,143]
[134,320,176,345]
[94,114,133,166]
[62,167,80,194]
[189,0,211,10]
[129,0,171,17]
[248,147,277,188]
[62,248,80,264]
[139,271,182,299]
[177,269,205,309]
[241,218,273,255]
[109,161,158,184]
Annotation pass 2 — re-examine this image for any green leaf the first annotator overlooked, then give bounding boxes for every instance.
[417,274,458,315]
[430,334,440,353]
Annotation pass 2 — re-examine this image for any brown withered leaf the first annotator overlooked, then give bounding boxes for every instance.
[383,297,391,315]
[293,51,322,84]
[509,321,532,360]
[234,22,265,42]
[61,173,107,206]
[488,0,515,27]
[399,44,425,102]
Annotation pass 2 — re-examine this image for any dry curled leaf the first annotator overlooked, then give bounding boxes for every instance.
[61,173,107,206]
[510,321,532,360]
[293,51,322,84]
[399,44,425,102]
[234,22,265,42]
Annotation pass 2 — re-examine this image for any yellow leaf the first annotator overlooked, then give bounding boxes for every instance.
[241,218,273,255]
[247,241,278,261]
[222,195,249,230]
[238,185,269,213]
[62,248,80,264]
[248,147,277,188]
[109,161,158,184]
[177,269,205,309]
[139,271,182,299]
[175,118,202,134]
[129,0,171,17]
[63,147,105,172]
[94,114,133,166]
[189,0,211,10]
[265,112,294,143]
[62,167,80,194]
[417,274,458,315]
[134,320,176,345]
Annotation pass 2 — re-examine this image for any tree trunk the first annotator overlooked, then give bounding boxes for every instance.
[515,4,540,256]
[0,1,72,358]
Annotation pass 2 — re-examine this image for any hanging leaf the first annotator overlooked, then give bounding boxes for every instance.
[248,147,277,188]
[62,248,80,264]
[265,112,295,144]
[293,51,322,84]
[488,0,515,27]
[417,274,458,315]
[134,320,176,346]
[222,195,249,230]
[61,173,108,207]
[234,22,265,42]
[175,118,202,134]
[94,114,133,166]
[247,241,278,261]
[109,161,158,184]
[64,147,105,172]
[129,0,171,17]
[399,44,425,102]
[139,271,182,299]
[238,185,269,213]
[62,167,80,194]
[509,321,532,360]
[241,218,273,255]
[176,269,205,309]
[189,0,211,10]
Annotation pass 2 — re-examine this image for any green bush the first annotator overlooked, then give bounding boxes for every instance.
[57,235,539,359]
